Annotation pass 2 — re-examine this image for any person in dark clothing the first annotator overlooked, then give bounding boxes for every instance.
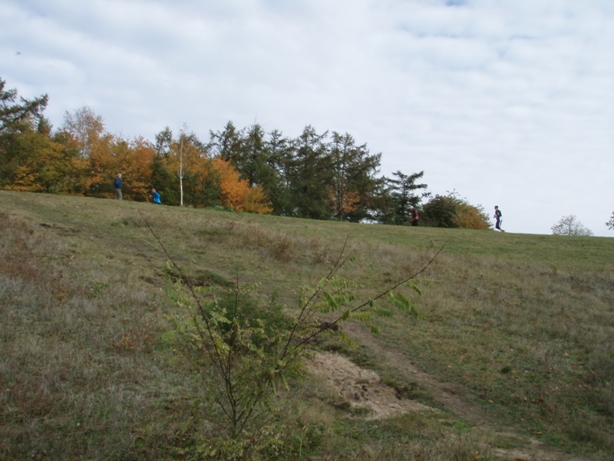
[410,206,419,226]
[114,173,123,200]
[151,188,161,204]
[494,205,505,232]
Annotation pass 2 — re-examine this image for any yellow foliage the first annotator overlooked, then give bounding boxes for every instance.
[329,189,360,218]
[242,186,273,214]
[6,165,44,192]
[211,158,272,213]
[453,202,491,230]
[86,133,116,196]
[118,137,155,201]
[212,158,249,210]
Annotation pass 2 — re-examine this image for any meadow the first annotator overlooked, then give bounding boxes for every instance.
[1,191,613,460]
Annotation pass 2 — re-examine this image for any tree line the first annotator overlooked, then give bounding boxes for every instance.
[0,78,494,228]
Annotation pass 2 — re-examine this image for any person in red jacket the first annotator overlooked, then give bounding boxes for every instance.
[409,206,419,226]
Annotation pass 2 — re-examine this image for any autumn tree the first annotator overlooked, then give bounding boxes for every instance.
[2,125,85,193]
[211,157,248,210]
[453,201,491,229]
[211,157,246,210]
[421,192,490,229]
[61,106,106,158]
[110,136,155,201]
[154,126,218,207]
[242,186,273,214]
[58,106,115,197]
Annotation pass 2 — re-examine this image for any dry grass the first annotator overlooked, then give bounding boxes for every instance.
[0,211,191,459]
[1,191,613,460]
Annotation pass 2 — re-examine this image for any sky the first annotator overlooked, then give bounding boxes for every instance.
[1,0,613,236]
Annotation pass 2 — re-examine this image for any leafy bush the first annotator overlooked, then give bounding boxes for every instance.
[421,192,490,229]
[157,224,436,459]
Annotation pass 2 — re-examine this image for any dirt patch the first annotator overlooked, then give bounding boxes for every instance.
[307,322,597,461]
[305,352,435,419]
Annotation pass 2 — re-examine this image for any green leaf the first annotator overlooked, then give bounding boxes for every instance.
[403,280,423,295]
[371,306,394,317]
[338,329,357,347]
[388,291,414,311]
[161,331,176,342]
[323,291,339,312]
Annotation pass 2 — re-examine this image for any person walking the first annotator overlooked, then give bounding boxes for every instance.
[410,206,420,226]
[151,188,161,204]
[114,173,123,200]
[494,205,505,232]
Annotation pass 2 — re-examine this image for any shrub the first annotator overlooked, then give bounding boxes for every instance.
[551,215,593,236]
[422,192,490,229]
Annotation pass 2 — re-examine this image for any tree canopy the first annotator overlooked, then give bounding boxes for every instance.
[0,78,48,135]
[0,77,509,227]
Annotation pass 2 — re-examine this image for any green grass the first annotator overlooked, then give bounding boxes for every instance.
[1,190,613,460]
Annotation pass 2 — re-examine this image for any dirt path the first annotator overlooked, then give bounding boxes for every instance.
[308,321,596,461]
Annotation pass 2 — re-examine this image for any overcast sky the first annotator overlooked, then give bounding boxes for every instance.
[2,0,613,236]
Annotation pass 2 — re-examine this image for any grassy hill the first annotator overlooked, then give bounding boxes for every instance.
[1,191,613,460]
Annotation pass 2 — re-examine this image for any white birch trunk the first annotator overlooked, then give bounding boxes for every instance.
[179,137,184,206]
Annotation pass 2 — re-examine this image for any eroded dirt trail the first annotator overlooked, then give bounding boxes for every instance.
[308,321,596,461]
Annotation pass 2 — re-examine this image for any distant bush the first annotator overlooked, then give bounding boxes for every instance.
[551,214,593,236]
[421,192,490,229]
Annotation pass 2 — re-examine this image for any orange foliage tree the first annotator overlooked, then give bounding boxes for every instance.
[328,187,361,221]
[242,186,273,214]
[452,202,491,230]
[212,157,249,210]
[111,137,155,201]
[4,126,90,194]
[60,106,116,197]
[212,158,272,213]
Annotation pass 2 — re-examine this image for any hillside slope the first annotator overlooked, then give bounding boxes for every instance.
[1,191,613,460]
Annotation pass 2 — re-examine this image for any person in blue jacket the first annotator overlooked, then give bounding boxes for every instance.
[114,173,123,200]
[151,188,162,204]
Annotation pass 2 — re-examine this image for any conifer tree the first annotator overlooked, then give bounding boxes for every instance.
[376,171,428,225]
[263,129,294,215]
[287,126,334,219]
[0,78,48,135]
[329,132,381,222]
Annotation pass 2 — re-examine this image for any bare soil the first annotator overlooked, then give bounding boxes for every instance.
[306,321,596,461]
[305,351,435,419]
